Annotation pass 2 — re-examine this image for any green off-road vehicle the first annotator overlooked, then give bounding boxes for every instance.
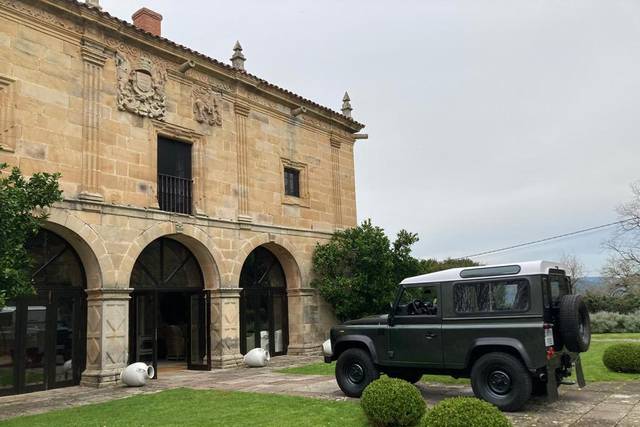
[323,261,591,411]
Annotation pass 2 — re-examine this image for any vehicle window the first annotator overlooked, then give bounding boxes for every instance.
[454,279,530,313]
[549,276,570,305]
[396,285,438,316]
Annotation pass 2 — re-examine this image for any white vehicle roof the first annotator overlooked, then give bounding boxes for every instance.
[400,260,568,285]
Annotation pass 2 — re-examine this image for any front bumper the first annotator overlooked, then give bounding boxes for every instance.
[322,339,333,363]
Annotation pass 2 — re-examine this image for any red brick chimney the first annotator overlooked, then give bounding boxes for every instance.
[132,8,162,37]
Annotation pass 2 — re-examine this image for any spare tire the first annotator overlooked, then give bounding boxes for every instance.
[558,294,591,352]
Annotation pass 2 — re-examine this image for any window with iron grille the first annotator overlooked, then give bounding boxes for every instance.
[157,137,192,214]
[284,167,300,197]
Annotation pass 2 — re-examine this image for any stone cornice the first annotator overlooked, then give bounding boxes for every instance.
[32,0,364,134]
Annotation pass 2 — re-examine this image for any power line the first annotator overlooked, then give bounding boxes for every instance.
[463,219,630,259]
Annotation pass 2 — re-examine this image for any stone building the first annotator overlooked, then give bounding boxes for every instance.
[0,0,365,395]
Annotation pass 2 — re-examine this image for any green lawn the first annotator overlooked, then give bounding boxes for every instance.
[0,388,367,427]
[280,333,640,384]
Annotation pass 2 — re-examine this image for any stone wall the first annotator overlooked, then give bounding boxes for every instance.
[0,0,362,385]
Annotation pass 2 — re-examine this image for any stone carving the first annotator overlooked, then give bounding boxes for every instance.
[115,52,167,120]
[193,87,222,126]
[0,0,82,33]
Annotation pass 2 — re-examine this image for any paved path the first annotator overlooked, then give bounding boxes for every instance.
[0,356,639,426]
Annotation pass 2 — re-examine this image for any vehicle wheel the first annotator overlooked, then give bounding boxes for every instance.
[387,370,423,384]
[471,352,532,412]
[335,348,380,397]
[558,294,591,352]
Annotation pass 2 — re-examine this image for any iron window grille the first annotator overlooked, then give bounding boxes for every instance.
[157,137,193,215]
[284,167,300,197]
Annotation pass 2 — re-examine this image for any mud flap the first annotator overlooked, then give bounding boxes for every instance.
[546,369,559,401]
[546,356,560,401]
[575,354,586,388]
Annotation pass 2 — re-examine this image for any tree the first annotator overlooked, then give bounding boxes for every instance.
[560,253,585,293]
[311,220,479,321]
[0,163,62,308]
[418,257,478,274]
[604,181,640,295]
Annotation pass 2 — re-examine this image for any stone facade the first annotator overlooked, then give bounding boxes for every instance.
[0,0,363,386]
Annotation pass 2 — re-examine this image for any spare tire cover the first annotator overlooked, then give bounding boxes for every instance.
[558,294,591,352]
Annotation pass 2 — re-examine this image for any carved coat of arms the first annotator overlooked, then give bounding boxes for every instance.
[115,53,167,120]
[193,87,222,127]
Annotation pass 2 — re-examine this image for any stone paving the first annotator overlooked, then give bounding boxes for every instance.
[0,356,639,426]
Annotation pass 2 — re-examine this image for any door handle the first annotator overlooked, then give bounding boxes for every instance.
[425,333,437,340]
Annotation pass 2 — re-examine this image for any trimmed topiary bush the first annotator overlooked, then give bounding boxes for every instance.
[422,397,511,427]
[590,310,640,333]
[361,377,426,427]
[603,343,640,373]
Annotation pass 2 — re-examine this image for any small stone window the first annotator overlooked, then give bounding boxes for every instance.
[284,167,300,197]
[281,158,309,207]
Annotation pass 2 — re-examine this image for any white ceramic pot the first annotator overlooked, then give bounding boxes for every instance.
[322,339,332,357]
[120,362,155,386]
[63,359,73,373]
[244,347,270,367]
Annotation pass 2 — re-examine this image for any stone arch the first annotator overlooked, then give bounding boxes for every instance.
[44,209,111,290]
[120,221,222,290]
[234,234,303,290]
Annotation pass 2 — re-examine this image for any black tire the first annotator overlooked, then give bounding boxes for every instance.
[558,294,591,353]
[387,370,423,384]
[470,352,532,412]
[335,348,380,397]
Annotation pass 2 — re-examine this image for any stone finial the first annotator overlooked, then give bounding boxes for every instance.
[341,91,352,118]
[231,41,246,71]
[86,0,101,9]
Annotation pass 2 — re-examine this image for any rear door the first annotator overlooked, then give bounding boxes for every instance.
[387,284,443,367]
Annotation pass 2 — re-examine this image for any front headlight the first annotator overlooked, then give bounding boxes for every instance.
[322,339,332,357]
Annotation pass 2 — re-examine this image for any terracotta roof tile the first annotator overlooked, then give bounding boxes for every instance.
[59,0,364,131]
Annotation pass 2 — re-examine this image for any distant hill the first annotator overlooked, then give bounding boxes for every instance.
[575,276,609,293]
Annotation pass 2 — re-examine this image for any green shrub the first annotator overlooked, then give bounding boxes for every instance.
[603,343,640,373]
[583,292,640,314]
[361,377,426,427]
[590,310,640,333]
[422,397,511,427]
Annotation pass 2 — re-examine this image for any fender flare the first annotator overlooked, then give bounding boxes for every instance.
[465,337,534,369]
[333,335,379,363]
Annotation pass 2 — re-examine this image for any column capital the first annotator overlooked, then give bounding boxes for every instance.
[81,39,108,67]
[234,102,250,117]
[287,287,316,297]
[211,287,241,298]
[85,288,132,301]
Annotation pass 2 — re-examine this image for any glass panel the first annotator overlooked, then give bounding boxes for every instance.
[272,295,284,353]
[395,286,438,316]
[135,295,154,364]
[0,305,16,392]
[54,297,74,383]
[189,294,206,365]
[259,293,269,351]
[454,280,529,313]
[24,305,47,388]
[29,230,84,288]
[244,292,259,353]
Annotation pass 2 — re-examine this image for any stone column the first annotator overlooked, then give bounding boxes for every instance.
[78,39,108,202]
[330,137,343,229]
[211,288,243,368]
[287,288,322,355]
[82,288,132,387]
[234,102,252,223]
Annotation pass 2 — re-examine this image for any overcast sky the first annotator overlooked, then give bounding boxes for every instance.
[100,0,640,275]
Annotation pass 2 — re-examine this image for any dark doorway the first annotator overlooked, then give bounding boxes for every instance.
[0,230,86,396]
[240,247,288,356]
[129,238,210,377]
